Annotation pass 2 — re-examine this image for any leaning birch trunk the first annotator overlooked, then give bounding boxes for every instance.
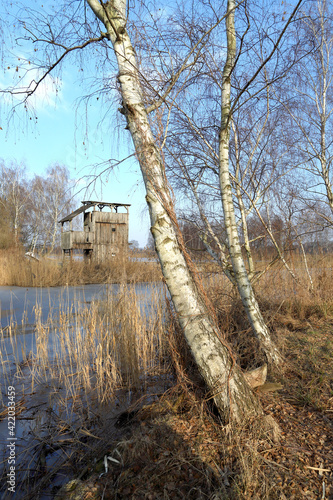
[219,0,282,366]
[86,0,262,422]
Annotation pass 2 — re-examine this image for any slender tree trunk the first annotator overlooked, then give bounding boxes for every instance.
[318,8,333,214]
[48,210,59,255]
[232,121,255,280]
[219,0,282,366]
[86,0,262,422]
[320,105,333,212]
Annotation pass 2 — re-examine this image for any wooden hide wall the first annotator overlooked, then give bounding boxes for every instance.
[93,211,128,262]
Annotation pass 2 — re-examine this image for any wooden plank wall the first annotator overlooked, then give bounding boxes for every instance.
[93,211,129,262]
[61,209,129,262]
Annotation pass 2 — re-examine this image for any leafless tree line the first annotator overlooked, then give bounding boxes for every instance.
[0,161,74,253]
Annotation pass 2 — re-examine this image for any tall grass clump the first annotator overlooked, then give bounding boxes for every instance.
[1,251,333,498]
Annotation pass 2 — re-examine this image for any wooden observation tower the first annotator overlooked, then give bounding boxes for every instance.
[59,201,130,262]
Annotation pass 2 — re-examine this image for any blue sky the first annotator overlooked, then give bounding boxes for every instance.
[0,21,150,247]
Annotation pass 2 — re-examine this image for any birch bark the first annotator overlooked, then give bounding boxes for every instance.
[219,0,282,365]
[86,0,262,421]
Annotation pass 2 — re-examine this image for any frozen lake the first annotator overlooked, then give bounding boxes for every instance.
[0,282,167,498]
[0,283,161,329]
[0,283,163,371]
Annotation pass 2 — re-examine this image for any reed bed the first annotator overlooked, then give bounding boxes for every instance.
[0,249,161,287]
[0,282,170,497]
[0,283,167,408]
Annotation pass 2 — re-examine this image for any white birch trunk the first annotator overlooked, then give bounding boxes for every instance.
[219,0,282,366]
[318,5,333,214]
[232,121,255,280]
[86,0,262,421]
[320,78,333,212]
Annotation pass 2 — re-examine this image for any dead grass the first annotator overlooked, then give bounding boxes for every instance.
[52,342,333,500]
[58,315,332,500]
[59,261,331,500]
[0,283,167,407]
[0,249,162,286]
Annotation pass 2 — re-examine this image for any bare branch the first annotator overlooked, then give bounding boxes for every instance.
[2,34,108,100]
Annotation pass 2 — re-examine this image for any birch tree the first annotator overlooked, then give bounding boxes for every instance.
[160,1,303,362]
[1,0,303,419]
[43,165,74,254]
[0,162,30,244]
[26,167,73,253]
[84,0,261,421]
[25,175,45,252]
[218,0,282,364]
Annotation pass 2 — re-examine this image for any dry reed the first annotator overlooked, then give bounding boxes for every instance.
[0,281,170,496]
[0,249,162,287]
[1,283,167,407]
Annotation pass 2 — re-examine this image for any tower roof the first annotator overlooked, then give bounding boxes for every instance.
[58,201,131,224]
